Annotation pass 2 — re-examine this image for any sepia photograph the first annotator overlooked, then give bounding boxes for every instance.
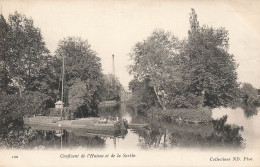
[0,0,260,166]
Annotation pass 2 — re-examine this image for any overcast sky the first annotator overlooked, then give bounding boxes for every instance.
[2,0,260,89]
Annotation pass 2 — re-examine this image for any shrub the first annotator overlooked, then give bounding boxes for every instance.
[240,83,258,105]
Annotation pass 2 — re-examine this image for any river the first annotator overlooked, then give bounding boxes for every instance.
[19,103,260,151]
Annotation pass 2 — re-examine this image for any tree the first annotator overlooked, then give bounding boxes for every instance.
[29,55,61,105]
[129,29,183,110]
[101,74,123,101]
[0,91,51,135]
[0,91,50,149]
[240,83,258,105]
[128,77,157,111]
[7,12,49,96]
[182,9,239,108]
[0,12,58,148]
[129,9,240,109]
[55,37,103,113]
[68,79,87,112]
[0,14,13,93]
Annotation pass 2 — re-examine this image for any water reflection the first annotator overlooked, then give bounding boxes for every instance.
[1,103,256,150]
[229,102,259,118]
[24,129,107,149]
[240,103,259,118]
[22,127,128,150]
[131,115,244,150]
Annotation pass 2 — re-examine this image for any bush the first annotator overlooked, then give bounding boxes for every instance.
[240,83,259,105]
[0,92,51,137]
[167,93,204,109]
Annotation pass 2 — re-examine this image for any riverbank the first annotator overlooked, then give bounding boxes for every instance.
[141,107,213,124]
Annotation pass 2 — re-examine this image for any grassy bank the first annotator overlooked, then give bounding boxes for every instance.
[146,107,212,124]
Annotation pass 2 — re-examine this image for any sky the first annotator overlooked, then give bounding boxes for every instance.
[1,0,260,89]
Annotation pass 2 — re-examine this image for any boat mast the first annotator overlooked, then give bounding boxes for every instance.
[61,54,65,120]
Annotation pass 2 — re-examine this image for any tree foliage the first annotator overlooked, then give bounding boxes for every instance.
[55,37,104,113]
[29,55,61,103]
[0,12,50,96]
[0,13,56,144]
[100,74,123,101]
[240,83,259,105]
[68,79,87,111]
[0,15,12,93]
[129,29,183,109]
[8,12,49,95]
[0,92,51,136]
[183,9,239,108]
[128,77,157,111]
[129,9,240,109]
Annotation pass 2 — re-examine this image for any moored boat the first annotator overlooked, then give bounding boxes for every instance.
[23,116,126,132]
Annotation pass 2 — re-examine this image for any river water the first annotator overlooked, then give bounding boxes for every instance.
[22,103,260,151]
